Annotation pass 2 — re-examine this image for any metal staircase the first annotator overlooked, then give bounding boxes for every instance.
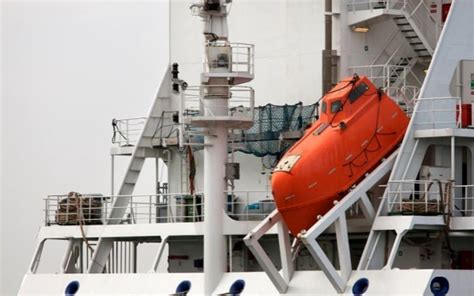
[88,69,176,273]
[393,15,432,63]
[348,0,439,111]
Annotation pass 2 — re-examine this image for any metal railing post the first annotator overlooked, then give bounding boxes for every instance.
[149,195,152,224]
[45,197,49,226]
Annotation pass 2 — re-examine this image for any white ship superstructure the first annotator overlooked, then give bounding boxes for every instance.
[19,0,474,295]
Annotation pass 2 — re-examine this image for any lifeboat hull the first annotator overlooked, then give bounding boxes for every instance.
[272,76,409,236]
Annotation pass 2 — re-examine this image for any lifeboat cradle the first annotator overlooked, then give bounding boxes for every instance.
[244,149,396,293]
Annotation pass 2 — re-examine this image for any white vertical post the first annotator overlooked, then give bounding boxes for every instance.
[335,215,352,281]
[203,126,227,294]
[277,218,293,282]
[386,231,402,269]
[111,155,115,196]
[451,136,456,180]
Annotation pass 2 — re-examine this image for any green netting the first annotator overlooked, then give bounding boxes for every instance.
[235,102,318,159]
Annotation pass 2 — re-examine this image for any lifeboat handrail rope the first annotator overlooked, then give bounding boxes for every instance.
[341,87,398,177]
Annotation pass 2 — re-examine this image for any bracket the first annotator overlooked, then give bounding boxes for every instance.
[243,210,294,293]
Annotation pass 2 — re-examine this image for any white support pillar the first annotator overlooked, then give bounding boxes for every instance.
[111,155,115,196]
[203,126,227,294]
[244,210,289,294]
[277,219,294,282]
[451,136,456,180]
[151,236,168,272]
[385,229,408,269]
[302,238,346,293]
[359,193,375,222]
[334,215,352,281]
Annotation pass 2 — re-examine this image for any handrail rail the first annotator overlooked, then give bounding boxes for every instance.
[204,42,254,76]
[371,29,400,65]
[44,191,276,226]
[404,0,437,53]
[412,96,462,129]
[382,179,474,217]
[183,85,255,119]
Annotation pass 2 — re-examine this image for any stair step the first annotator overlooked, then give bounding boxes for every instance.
[410,42,423,45]
[401,29,415,33]
[396,23,410,26]
[406,36,420,39]
[394,16,405,20]
[414,49,428,52]
[419,55,432,58]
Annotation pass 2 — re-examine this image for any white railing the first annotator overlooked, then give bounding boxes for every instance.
[349,64,407,89]
[44,193,204,226]
[112,115,180,147]
[205,42,254,76]
[44,191,275,226]
[371,29,401,66]
[404,0,439,53]
[384,85,419,115]
[385,179,450,215]
[112,117,147,147]
[226,190,275,221]
[346,0,406,12]
[452,185,474,217]
[384,180,474,217]
[412,97,462,129]
[183,85,254,119]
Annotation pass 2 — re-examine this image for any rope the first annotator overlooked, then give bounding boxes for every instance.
[73,192,95,253]
[342,88,397,177]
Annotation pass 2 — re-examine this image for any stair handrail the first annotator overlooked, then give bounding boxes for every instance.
[383,43,403,67]
[403,0,438,53]
[371,28,400,65]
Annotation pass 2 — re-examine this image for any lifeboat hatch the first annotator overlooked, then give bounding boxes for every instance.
[275,155,301,172]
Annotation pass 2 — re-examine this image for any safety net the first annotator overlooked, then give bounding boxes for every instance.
[234,102,318,167]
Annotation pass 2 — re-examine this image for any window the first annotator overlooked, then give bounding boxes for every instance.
[331,100,343,113]
[321,101,327,113]
[348,83,369,103]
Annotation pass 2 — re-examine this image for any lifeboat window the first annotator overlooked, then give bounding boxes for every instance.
[321,101,327,113]
[348,82,369,103]
[331,100,343,113]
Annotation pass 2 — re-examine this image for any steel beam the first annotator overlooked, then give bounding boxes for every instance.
[244,210,290,293]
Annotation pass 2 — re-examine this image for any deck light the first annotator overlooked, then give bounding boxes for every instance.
[352,26,370,33]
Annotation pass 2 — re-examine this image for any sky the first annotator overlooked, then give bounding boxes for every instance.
[1,1,169,294]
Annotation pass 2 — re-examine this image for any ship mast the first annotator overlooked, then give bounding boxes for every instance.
[190,0,254,293]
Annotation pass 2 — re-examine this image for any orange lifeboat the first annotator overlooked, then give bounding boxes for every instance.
[272,75,409,236]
